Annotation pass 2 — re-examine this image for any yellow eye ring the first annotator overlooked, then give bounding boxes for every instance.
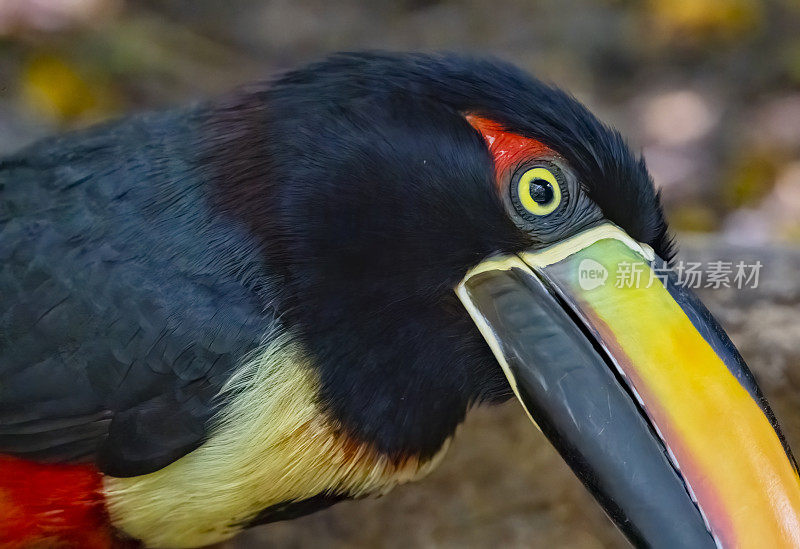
[517,167,562,216]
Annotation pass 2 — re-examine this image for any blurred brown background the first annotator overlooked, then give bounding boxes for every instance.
[2,1,800,547]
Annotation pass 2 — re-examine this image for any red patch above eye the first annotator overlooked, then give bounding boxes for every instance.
[466,115,555,186]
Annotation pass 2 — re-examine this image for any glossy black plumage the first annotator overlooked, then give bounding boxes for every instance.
[0,51,673,477]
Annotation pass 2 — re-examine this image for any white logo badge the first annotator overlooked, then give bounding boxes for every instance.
[577,258,608,291]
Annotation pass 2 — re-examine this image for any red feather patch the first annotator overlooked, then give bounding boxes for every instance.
[0,455,126,548]
[466,115,556,181]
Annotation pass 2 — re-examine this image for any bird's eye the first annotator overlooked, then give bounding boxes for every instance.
[512,166,562,217]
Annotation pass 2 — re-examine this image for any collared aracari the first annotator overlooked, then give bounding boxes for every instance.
[1,52,799,548]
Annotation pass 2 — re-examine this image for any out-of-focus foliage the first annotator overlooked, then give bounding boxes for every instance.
[723,152,782,209]
[645,0,763,44]
[21,53,117,121]
[0,0,799,245]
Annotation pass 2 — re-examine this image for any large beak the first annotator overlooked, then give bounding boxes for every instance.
[457,223,800,548]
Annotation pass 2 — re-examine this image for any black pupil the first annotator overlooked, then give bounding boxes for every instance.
[530,179,554,205]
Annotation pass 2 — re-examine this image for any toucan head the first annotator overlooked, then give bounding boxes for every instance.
[210,52,800,546]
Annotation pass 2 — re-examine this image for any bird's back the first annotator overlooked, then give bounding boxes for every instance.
[0,108,273,473]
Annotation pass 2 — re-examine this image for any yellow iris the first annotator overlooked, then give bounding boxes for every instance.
[517,167,561,216]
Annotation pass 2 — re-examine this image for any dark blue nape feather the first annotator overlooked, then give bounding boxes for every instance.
[0,109,274,475]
